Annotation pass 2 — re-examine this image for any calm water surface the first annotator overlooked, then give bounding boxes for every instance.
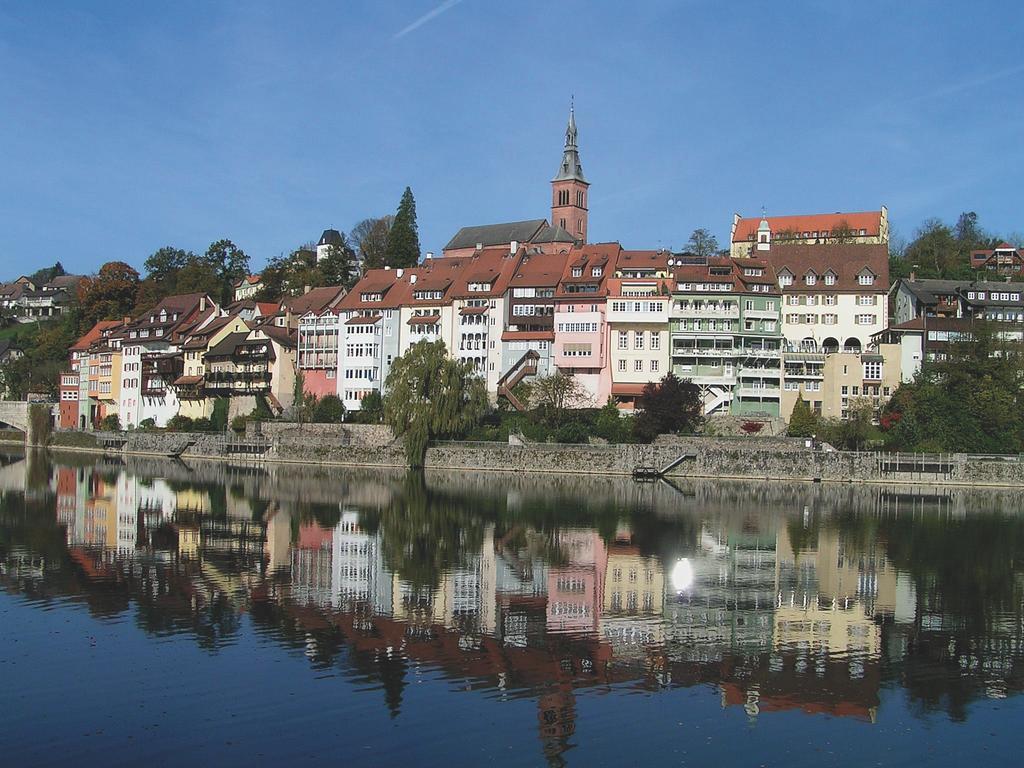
[1,449,1023,766]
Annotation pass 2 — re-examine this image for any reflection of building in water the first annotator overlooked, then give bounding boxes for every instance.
[664,522,777,661]
[546,529,606,634]
[288,510,392,614]
[600,529,664,656]
[384,526,499,635]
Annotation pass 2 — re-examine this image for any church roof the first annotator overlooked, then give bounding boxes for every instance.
[532,223,576,244]
[318,229,344,247]
[443,219,547,251]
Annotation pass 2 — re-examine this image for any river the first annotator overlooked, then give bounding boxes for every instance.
[1,449,1022,766]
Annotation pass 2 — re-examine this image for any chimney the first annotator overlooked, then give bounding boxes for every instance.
[200,296,206,311]
[410,274,418,284]
[510,240,519,254]
[476,242,483,251]
[425,252,433,260]
[303,285,311,294]
[396,268,404,278]
[384,265,391,271]
[909,271,916,281]
[123,316,131,324]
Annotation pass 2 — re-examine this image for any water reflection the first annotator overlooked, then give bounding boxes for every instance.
[2,449,1024,763]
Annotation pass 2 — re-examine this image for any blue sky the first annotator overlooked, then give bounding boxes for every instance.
[2,0,1022,276]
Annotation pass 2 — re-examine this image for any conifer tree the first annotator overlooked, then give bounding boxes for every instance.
[385,187,421,268]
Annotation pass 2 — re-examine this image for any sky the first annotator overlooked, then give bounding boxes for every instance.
[2,0,1023,277]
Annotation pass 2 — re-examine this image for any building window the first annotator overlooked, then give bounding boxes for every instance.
[858,273,874,285]
[650,333,660,350]
[618,359,627,372]
[618,330,628,350]
[634,359,643,372]
[858,295,875,306]
[863,361,882,380]
[634,331,645,350]
[571,267,582,277]
[650,359,659,372]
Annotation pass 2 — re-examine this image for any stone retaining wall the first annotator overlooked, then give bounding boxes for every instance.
[32,429,1024,487]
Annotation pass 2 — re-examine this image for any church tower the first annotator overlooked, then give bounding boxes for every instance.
[551,102,589,243]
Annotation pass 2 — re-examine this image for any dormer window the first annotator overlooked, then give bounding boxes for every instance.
[778,272,793,287]
[805,272,817,286]
[468,282,492,292]
[824,272,836,286]
[743,267,763,276]
[571,267,583,278]
[858,272,875,286]
[591,266,603,278]
[361,292,382,302]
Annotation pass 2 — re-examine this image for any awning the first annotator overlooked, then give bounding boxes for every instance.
[501,331,553,342]
[173,375,204,386]
[407,314,440,325]
[346,315,382,325]
[611,383,649,396]
[459,306,488,315]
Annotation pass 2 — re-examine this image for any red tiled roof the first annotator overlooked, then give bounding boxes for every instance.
[407,314,440,325]
[611,383,649,396]
[764,244,889,293]
[459,306,488,315]
[733,211,882,242]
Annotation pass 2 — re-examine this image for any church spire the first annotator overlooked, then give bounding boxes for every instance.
[553,100,586,183]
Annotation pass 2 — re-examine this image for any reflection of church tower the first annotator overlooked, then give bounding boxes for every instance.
[551,102,589,243]
[537,685,576,767]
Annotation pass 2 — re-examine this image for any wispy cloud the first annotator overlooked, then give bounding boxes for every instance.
[393,0,463,40]
[871,62,1024,114]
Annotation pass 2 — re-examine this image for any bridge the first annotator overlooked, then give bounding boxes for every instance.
[0,401,30,432]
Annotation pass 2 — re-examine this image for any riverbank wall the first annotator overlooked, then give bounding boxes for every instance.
[2,424,1021,487]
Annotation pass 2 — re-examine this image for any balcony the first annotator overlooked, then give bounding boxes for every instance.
[735,386,781,399]
[672,304,740,319]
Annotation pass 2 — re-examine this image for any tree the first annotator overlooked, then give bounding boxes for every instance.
[685,228,719,258]
[826,219,857,244]
[529,371,590,413]
[351,217,393,272]
[633,373,702,442]
[384,187,421,268]
[383,340,488,467]
[904,218,969,278]
[203,239,249,305]
[319,240,359,289]
[313,394,346,423]
[29,261,65,284]
[787,393,818,437]
[144,246,195,286]
[359,390,384,423]
[77,261,140,330]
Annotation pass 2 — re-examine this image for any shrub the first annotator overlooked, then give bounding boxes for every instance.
[312,394,346,424]
[139,418,157,430]
[192,417,213,431]
[740,421,764,435]
[99,414,121,432]
[210,398,229,431]
[230,414,248,433]
[166,415,193,432]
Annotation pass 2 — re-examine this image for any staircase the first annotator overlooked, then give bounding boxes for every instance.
[702,387,733,416]
[497,351,540,411]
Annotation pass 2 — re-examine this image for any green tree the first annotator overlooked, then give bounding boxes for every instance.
[77,261,140,330]
[204,239,249,305]
[787,393,818,437]
[313,394,346,423]
[358,390,384,423]
[685,228,719,257]
[351,216,393,271]
[144,246,195,286]
[383,340,487,467]
[319,240,359,289]
[529,371,590,414]
[633,373,702,442]
[384,188,421,268]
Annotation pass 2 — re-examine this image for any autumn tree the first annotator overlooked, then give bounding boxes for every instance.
[383,340,488,467]
[633,373,702,442]
[385,187,421,268]
[77,261,140,330]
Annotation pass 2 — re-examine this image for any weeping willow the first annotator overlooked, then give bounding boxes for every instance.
[382,340,488,467]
